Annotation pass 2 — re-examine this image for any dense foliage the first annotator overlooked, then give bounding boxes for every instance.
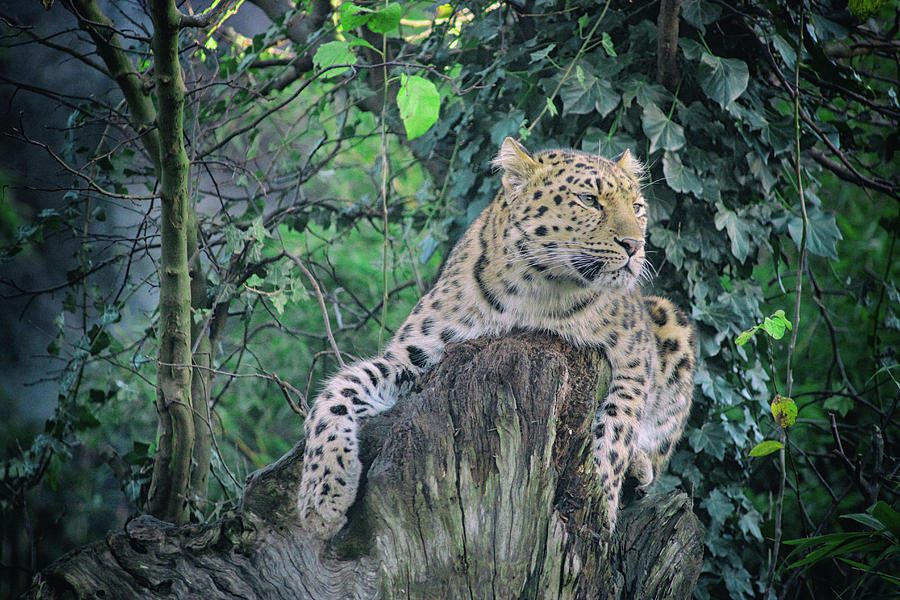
[1,0,898,598]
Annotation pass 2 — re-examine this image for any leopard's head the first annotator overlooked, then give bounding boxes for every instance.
[494,137,649,289]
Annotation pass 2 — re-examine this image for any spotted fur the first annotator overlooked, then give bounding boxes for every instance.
[297,137,695,538]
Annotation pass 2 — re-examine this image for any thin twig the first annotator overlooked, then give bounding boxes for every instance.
[280,251,345,368]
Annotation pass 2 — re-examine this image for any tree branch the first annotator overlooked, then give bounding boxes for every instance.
[61,0,163,174]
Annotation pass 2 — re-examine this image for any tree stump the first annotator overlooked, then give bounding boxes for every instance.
[26,332,703,599]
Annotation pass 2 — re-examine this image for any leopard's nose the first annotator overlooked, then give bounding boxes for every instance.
[614,236,644,257]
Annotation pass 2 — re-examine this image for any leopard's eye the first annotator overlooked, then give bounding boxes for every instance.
[633,202,645,216]
[575,193,601,209]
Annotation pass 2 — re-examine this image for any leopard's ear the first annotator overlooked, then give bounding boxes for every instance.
[616,149,644,180]
[493,137,538,197]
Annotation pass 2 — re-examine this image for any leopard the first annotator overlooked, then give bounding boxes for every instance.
[297,137,695,539]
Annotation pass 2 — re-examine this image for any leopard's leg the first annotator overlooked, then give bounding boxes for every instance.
[297,296,473,538]
[297,355,413,538]
[637,296,696,484]
[591,315,653,530]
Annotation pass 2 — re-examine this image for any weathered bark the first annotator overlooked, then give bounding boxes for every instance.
[26,333,703,599]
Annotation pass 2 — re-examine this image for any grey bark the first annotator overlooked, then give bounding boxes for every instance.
[25,333,703,600]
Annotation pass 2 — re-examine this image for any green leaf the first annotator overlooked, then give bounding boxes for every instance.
[559,69,597,115]
[761,316,786,339]
[313,41,355,76]
[871,501,900,539]
[649,227,685,270]
[544,96,558,117]
[841,512,887,532]
[529,43,556,61]
[735,327,757,346]
[713,202,753,262]
[367,3,402,33]
[701,488,733,522]
[396,74,440,139]
[662,151,702,196]
[345,34,378,52]
[788,207,842,260]
[601,31,616,57]
[622,80,666,109]
[339,2,370,30]
[682,0,722,31]
[823,395,853,417]
[641,103,684,154]
[689,422,728,460]
[698,52,749,108]
[771,33,797,70]
[749,440,784,457]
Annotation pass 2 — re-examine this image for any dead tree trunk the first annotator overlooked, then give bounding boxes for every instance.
[26,333,703,599]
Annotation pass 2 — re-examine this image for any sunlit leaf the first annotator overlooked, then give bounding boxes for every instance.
[313,41,355,76]
[396,74,440,139]
[771,395,797,428]
[749,440,783,457]
[367,3,402,33]
[339,2,370,30]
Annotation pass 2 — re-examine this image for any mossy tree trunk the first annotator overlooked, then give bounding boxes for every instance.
[144,0,196,525]
[61,0,216,522]
[27,333,703,599]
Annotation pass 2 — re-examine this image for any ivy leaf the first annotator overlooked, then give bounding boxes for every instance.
[529,43,556,61]
[313,41,355,76]
[713,201,753,262]
[662,151,702,196]
[559,68,597,115]
[771,33,797,70]
[698,52,749,108]
[396,74,440,139]
[367,3,402,33]
[601,31,616,56]
[749,440,784,457]
[489,109,525,146]
[649,227,686,270]
[701,488,732,523]
[641,103,685,154]
[689,422,728,460]
[738,510,763,541]
[682,0,722,32]
[788,207,842,260]
[622,80,666,109]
